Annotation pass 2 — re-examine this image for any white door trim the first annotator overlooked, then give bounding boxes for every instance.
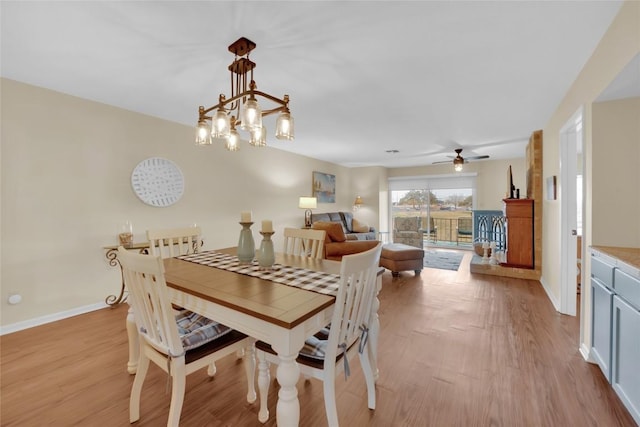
[559,106,584,316]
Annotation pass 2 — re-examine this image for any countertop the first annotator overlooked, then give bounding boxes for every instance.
[591,245,640,278]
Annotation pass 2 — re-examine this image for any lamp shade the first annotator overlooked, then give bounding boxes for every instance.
[299,197,317,209]
[354,196,363,206]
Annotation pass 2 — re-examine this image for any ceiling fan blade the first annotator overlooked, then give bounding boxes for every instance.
[432,160,453,165]
[466,155,490,160]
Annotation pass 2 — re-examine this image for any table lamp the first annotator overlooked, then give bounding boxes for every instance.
[299,196,317,228]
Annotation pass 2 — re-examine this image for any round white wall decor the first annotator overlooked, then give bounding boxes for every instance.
[131,157,184,207]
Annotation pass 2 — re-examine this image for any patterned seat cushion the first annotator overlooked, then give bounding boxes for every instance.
[298,332,356,364]
[300,335,328,360]
[175,309,232,351]
[293,325,331,360]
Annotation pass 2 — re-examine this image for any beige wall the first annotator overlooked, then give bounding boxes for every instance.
[0,78,359,328]
[592,97,640,247]
[349,166,386,233]
[539,1,639,352]
[388,157,528,211]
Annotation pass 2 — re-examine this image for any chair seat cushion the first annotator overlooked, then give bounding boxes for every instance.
[255,326,354,370]
[300,335,328,360]
[176,309,232,351]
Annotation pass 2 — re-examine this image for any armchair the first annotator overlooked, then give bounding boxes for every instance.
[393,217,424,249]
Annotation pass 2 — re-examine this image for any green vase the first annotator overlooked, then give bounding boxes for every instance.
[237,222,255,264]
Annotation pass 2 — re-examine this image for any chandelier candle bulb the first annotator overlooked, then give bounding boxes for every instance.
[261,220,273,233]
[241,211,252,222]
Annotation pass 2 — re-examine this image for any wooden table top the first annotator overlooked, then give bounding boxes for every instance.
[163,248,340,330]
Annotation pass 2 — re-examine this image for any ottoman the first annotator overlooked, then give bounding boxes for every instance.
[380,243,424,277]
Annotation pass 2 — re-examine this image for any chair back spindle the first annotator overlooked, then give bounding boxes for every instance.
[283,228,326,259]
[147,227,202,258]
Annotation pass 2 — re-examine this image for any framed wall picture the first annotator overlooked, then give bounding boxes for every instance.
[312,171,336,203]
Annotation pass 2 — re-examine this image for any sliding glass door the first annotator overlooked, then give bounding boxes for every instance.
[389,175,475,249]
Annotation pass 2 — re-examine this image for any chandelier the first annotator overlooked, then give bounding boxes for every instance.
[195,37,294,150]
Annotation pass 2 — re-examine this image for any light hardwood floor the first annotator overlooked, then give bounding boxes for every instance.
[1,251,636,426]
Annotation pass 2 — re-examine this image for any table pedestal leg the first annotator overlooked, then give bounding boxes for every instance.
[126,303,139,374]
[275,353,300,427]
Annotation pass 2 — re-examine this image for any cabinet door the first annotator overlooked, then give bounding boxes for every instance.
[503,199,534,268]
[612,295,640,426]
[591,277,613,381]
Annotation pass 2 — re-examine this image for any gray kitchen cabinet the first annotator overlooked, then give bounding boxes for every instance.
[590,255,616,381]
[611,270,640,426]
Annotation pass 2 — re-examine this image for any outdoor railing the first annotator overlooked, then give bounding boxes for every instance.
[392,210,506,249]
[420,217,473,247]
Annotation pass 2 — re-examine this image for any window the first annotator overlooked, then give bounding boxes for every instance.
[389,174,476,247]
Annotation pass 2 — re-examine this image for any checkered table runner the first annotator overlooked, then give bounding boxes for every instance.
[176,251,340,297]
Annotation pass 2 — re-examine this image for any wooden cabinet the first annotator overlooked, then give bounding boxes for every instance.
[502,199,534,268]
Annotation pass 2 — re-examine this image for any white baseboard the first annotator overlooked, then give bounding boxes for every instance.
[0,302,108,336]
[539,277,560,311]
[579,343,595,362]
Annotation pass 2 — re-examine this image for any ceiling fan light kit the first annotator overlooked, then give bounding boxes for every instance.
[433,148,490,172]
[453,149,465,172]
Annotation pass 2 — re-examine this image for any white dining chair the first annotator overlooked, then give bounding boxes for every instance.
[147,226,202,258]
[256,243,383,426]
[282,227,326,259]
[118,247,255,427]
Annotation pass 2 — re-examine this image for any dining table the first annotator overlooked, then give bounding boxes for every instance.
[124,247,383,427]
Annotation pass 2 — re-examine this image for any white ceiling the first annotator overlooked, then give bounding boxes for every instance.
[0,1,625,168]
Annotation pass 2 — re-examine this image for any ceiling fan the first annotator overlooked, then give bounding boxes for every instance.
[432,148,490,171]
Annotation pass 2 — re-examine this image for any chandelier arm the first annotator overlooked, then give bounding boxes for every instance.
[200,90,288,118]
[261,107,287,116]
[251,90,289,107]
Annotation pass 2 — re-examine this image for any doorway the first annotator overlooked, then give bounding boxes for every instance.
[559,107,584,316]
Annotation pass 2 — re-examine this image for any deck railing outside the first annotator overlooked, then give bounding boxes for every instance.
[420,217,473,247]
[391,210,506,249]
